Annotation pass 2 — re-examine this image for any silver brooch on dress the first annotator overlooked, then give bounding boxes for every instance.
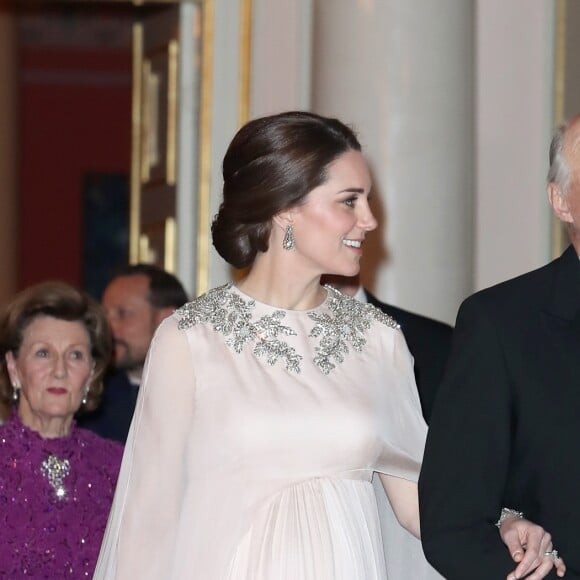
[41,454,70,500]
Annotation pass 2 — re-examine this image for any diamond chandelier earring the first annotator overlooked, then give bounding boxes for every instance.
[282,224,295,251]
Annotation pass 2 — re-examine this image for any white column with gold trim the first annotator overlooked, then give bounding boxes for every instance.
[311,0,474,325]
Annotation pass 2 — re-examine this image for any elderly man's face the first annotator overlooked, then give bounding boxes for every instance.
[549,118,580,250]
[564,124,580,230]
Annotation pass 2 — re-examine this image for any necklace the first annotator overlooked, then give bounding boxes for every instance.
[41,454,71,500]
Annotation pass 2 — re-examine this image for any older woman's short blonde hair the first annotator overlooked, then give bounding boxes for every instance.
[0,281,111,413]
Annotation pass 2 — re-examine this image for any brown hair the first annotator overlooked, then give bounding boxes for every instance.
[0,281,112,413]
[108,263,188,309]
[212,111,361,268]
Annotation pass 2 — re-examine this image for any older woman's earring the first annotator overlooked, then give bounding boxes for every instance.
[12,383,19,401]
[282,224,295,250]
[81,386,89,405]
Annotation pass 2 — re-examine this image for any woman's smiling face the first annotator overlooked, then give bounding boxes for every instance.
[290,149,377,277]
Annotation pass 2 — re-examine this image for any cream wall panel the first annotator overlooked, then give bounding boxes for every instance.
[250,0,312,117]
[475,0,555,290]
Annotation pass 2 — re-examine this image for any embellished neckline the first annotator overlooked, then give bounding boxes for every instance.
[176,283,399,375]
[230,284,331,314]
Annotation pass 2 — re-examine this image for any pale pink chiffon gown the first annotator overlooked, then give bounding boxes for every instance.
[94,285,431,579]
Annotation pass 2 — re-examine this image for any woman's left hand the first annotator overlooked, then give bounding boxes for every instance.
[499,517,566,579]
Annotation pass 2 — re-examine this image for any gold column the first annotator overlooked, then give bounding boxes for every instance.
[195,0,214,296]
[551,0,567,258]
[239,0,252,125]
[130,23,144,264]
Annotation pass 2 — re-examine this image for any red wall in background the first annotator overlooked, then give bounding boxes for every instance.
[18,27,132,289]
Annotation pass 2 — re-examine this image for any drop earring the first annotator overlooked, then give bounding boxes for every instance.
[81,386,89,405]
[12,383,19,401]
[282,224,295,251]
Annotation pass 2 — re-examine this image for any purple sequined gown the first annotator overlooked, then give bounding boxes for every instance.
[0,412,123,578]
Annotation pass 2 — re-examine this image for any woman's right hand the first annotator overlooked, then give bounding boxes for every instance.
[500,517,566,579]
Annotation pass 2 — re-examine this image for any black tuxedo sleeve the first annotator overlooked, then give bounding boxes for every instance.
[418,295,521,578]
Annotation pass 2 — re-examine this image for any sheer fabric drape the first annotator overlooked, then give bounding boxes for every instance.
[94,286,436,579]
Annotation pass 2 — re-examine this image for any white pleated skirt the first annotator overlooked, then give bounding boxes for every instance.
[227,477,387,580]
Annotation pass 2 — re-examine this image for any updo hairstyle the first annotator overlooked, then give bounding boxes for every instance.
[212,111,361,269]
[0,281,112,413]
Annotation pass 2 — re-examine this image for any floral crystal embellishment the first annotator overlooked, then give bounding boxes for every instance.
[177,284,399,375]
[309,286,400,375]
[41,454,70,500]
[177,284,303,373]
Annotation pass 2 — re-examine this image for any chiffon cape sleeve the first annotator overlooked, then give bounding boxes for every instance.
[375,326,427,481]
[374,327,443,579]
[93,315,196,579]
[93,297,439,579]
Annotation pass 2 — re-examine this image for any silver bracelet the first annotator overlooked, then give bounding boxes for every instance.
[495,507,524,528]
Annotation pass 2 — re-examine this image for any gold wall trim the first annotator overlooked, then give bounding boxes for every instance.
[140,58,152,183]
[164,216,177,272]
[195,0,214,296]
[239,0,252,125]
[166,39,178,186]
[551,0,567,259]
[130,22,144,264]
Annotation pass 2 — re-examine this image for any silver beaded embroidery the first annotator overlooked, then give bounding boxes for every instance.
[310,286,400,374]
[177,284,302,372]
[177,284,399,374]
[41,454,71,500]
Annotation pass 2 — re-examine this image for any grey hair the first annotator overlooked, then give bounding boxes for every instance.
[547,120,571,193]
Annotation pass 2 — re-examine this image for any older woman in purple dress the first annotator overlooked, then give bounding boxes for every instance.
[0,281,123,578]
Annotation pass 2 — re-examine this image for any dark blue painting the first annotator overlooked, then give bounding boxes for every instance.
[82,172,129,300]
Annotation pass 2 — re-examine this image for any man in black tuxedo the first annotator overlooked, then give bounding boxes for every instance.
[419,117,580,578]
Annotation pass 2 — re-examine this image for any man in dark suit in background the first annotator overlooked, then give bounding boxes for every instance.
[419,118,580,578]
[365,290,452,424]
[325,275,453,424]
[78,264,188,442]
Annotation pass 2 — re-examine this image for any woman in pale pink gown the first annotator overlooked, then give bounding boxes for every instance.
[95,111,563,580]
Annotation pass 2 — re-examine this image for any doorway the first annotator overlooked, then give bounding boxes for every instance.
[13,1,183,299]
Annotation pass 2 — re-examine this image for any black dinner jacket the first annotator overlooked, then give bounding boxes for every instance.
[77,369,138,443]
[364,290,453,423]
[419,245,580,579]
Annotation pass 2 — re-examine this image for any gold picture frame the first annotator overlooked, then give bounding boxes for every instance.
[140,39,178,187]
[138,216,177,273]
